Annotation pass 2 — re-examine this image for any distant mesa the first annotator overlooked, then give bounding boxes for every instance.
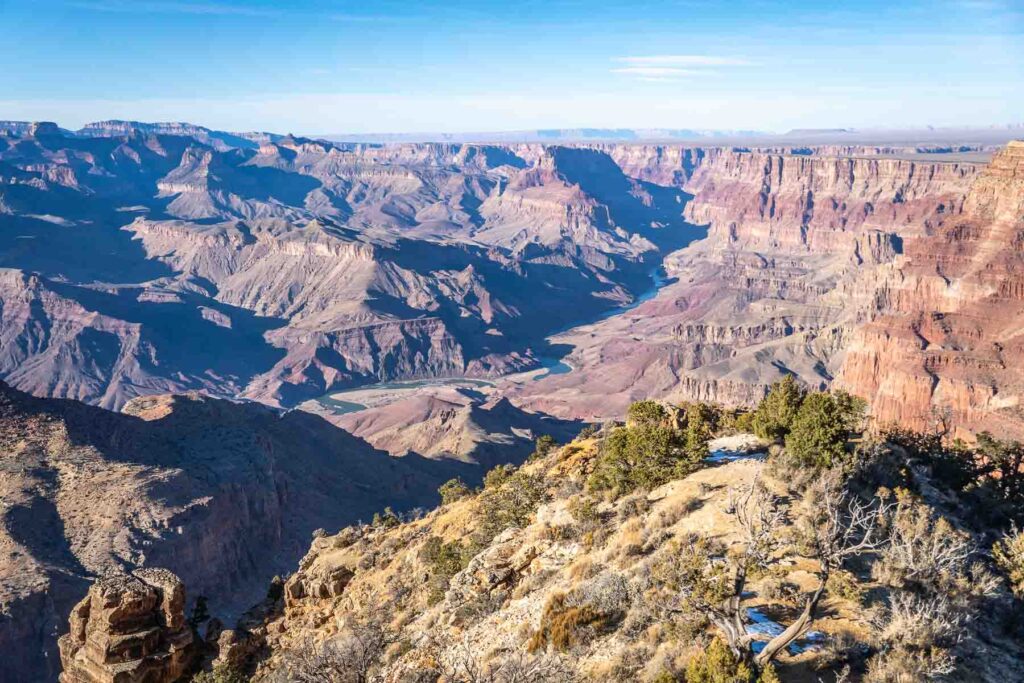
[783,128,854,135]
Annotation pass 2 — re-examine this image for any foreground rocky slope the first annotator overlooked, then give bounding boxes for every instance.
[0,381,466,682]
[69,394,1024,682]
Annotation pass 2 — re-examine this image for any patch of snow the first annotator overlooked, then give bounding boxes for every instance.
[746,607,825,654]
[707,433,767,464]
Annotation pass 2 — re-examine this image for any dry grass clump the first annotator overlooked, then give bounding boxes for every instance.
[825,569,866,605]
[649,495,701,530]
[617,491,651,522]
[568,556,599,583]
[616,517,645,559]
[757,574,802,604]
[527,592,611,653]
[567,571,633,615]
[606,643,656,681]
[511,568,557,600]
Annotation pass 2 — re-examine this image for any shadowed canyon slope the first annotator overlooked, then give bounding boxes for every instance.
[0,380,470,682]
[0,124,701,409]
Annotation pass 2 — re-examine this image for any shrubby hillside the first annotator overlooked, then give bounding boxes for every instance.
[66,383,1024,682]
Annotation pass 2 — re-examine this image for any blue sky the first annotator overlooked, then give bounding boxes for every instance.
[0,0,1021,134]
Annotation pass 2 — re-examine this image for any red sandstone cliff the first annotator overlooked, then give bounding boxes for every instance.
[836,141,1024,438]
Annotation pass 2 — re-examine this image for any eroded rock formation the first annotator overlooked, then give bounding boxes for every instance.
[0,126,701,409]
[58,569,198,683]
[508,147,988,421]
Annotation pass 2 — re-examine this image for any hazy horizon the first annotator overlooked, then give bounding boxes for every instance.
[1,0,1021,134]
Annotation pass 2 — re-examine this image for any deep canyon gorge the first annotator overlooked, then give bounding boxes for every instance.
[2,119,1024,682]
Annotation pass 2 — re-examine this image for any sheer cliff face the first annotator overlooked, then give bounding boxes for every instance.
[508,148,988,421]
[0,381,463,682]
[836,141,1024,437]
[511,142,1024,439]
[681,148,978,253]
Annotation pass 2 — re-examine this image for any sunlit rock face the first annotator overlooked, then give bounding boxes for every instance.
[507,146,1006,427]
[58,569,198,683]
[835,141,1024,438]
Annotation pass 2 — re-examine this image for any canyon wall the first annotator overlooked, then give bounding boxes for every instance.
[2,122,1021,435]
[0,128,702,410]
[509,143,1024,440]
[835,141,1024,438]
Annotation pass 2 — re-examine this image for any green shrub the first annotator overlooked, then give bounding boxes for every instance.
[438,478,472,505]
[975,432,1024,503]
[684,638,755,683]
[587,423,697,496]
[749,376,805,441]
[528,434,558,461]
[483,463,516,489]
[191,666,248,683]
[683,638,782,683]
[826,569,866,604]
[627,399,667,427]
[371,506,401,528]
[784,391,865,468]
[568,496,601,525]
[733,410,756,434]
[881,426,976,494]
[419,535,473,604]
[993,525,1024,596]
[478,470,548,540]
[420,536,470,578]
[685,402,718,461]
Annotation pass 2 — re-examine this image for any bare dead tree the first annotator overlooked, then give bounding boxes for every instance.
[656,479,785,662]
[426,634,576,683]
[755,473,892,665]
[659,473,891,670]
[718,479,787,655]
[284,619,392,683]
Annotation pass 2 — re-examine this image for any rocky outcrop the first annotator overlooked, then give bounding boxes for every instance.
[330,387,583,467]
[58,569,198,683]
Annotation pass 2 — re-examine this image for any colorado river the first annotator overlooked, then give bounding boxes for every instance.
[311,266,668,416]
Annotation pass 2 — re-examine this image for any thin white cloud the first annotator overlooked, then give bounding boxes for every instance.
[612,67,706,78]
[617,55,756,67]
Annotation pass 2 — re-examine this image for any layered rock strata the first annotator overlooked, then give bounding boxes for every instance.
[58,569,198,683]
